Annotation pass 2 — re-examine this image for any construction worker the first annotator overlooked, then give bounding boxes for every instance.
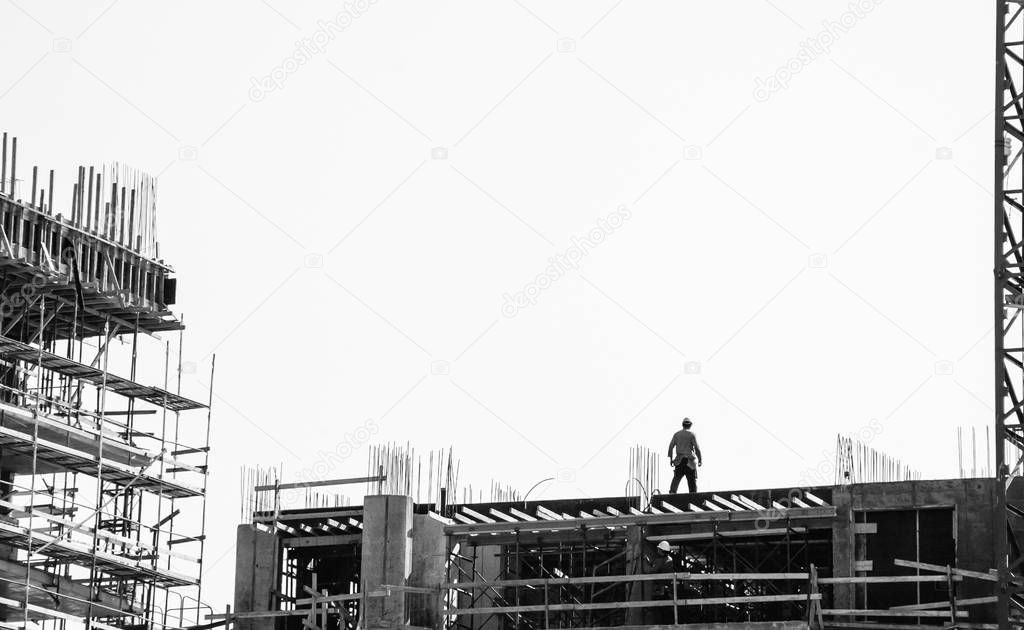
[644,540,676,622]
[668,417,702,493]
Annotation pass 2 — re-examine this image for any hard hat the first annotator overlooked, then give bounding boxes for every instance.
[682,418,693,427]
[657,541,672,552]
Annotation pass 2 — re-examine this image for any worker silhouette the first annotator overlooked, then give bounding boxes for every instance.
[667,417,702,493]
[644,540,676,623]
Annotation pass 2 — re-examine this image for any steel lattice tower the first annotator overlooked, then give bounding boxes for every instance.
[997,1,1024,626]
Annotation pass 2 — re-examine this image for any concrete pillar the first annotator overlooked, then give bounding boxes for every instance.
[233,525,279,630]
[361,495,413,629]
[410,513,446,627]
[474,544,503,630]
[624,525,646,625]
[830,486,854,610]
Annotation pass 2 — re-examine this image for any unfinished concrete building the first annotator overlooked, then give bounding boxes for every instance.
[230,443,1007,629]
[0,133,212,630]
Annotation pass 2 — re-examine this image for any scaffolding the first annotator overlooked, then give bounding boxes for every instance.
[0,132,212,630]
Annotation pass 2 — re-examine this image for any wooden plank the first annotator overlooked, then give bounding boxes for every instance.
[889,594,998,610]
[444,506,836,536]
[853,522,878,534]
[426,511,453,525]
[893,559,999,582]
[536,505,561,521]
[446,593,820,615]
[253,509,362,523]
[281,535,361,548]
[452,513,474,525]
[207,597,362,620]
[367,584,435,595]
[826,624,995,630]
[294,592,361,606]
[508,507,536,521]
[712,495,745,510]
[443,571,809,589]
[254,476,384,492]
[803,491,827,506]
[819,575,959,584]
[732,494,765,510]
[562,624,808,630]
[488,508,518,523]
[647,527,806,542]
[821,608,967,618]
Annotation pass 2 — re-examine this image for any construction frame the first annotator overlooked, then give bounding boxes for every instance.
[229,474,1005,628]
[0,132,214,630]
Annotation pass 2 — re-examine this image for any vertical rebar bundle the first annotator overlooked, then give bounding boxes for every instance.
[834,434,922,484]
[0,133,162,259]
[956,425,996,478]
[366,443,479,511]
[626,444,660,501]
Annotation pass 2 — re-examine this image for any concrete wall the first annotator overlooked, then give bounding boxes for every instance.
[830,478,997,620]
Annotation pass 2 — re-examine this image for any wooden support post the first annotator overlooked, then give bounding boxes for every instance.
[811,564,823,630]
[1,132,6,195]
[543,578,549,629]
[93,173,100,231]
[947,565,958,625]
[86,166,94,231]
[807,564,814,629]
[319,589,327,630]
[671,572,679,624]
[305,573,319,630]
[10,137,16,200]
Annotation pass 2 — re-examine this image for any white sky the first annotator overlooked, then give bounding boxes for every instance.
[0,0,997,612]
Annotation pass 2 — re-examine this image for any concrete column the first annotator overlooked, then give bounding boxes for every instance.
[233,525,279,630]
[361,495,413,629]
[474,544,503,630]
[830,487,854,610]
[410,513,446,627]
[624,525,646,625]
